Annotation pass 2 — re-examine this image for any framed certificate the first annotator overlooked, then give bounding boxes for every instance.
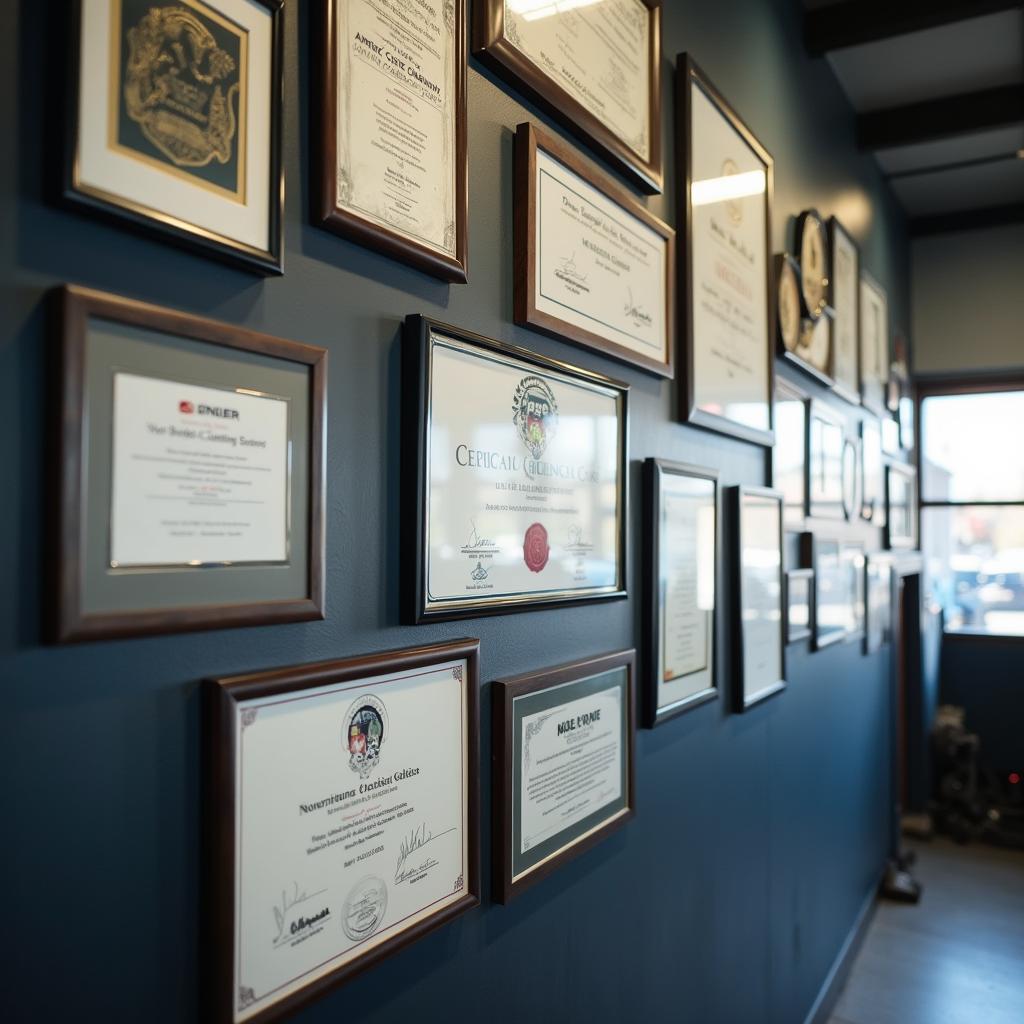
[785,569,813,644]
[808,399,844,520]
[205,638,480,1024]
[795,210,829,320]
[473,1,662,194]
[643,459,718,727]
[402,315,628,623]
[678,55,774,447]
[729,487,785,710]
[885,463,917,550]
[514,122,675,378]
[829,217,860,404]
[773,376,808,531]
[860,417,885,525]
[859,270,889,413]
[318,0,468,282]
[492,649,635,903]
[865,554,893,654]
[54,285,326,642]
[65,0,284,273]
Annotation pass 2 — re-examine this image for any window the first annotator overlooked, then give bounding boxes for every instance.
[921,386,1024,636]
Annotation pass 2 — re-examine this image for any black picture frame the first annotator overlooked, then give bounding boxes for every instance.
[864,553,893,655]
[773,375,809,531]
[728,486,786,710]
[63,0,285,274]
[808,398,845,520]
[642,458,719,727]
[401,314,629,624]
[885,462,918,550]
[785,568,814,644]
[800,531,851,650]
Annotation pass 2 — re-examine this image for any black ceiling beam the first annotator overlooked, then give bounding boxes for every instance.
[910,202,1024,237]
[805,0,1023,55]
[857,84,1024,150]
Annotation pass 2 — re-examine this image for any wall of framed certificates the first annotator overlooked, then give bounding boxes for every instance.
[1,0,922,1023]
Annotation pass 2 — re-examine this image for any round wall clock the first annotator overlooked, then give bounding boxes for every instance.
[796,210,829,319]
[776,254,802,353]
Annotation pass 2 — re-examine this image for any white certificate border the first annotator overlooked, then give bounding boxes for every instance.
[421,328,626,614]
[107,369,293,570]
[232,659,470,1020]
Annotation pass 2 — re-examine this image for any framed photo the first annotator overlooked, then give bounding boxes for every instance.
[859,271,889,413]
[643,459,718,726]
[728,486,785,710]
[401,315,628,623]
[773,375,808,530]
[785,568,813,644]
[473,1,662,193]
[808,399,844,520]
[828,217,860,404]
[678,54,774,447]
[54,285,326,643]
[841,436,860,522]
[885,463,918,550]
[514,122,675,378]
[795,209,828,320]
[776,255,832,386]
[492,649,635,903]
[841,541,867,639]
[860,416,885,526]
[865,554,893,654]
[800,532,851,649]
[65,0,284,273]
[318,0,468,282]
[205,638,480,1024]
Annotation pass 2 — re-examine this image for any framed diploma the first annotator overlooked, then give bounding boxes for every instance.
[859,270,889,413]
[205,638,480,1024]
[54,285,326,642]
[860,417,885,526]
[795,210,828,320]
[65,0,283,273]
[865,554,893,655]
[402,315,628,623]
[785,569,813,644]
[643,459,718,727]
[492,649,635,903]
[729,487,785,710]
[829,217,860,404]
[885,463,917,550]
[678,54,774,447]
[773,376,808,530]
[808,399,844,520]
[514,122,675,378]
[318,0,468,282]
[473,0,662,194]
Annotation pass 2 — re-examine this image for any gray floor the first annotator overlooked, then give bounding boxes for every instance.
[829,838,1024,1024]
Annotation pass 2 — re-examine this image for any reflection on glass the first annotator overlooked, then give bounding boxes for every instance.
[774,384,805,528]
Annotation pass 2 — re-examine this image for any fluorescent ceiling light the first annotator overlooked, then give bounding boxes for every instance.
[691,169,766,207]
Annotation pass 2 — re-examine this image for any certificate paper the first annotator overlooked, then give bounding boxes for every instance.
[532,146,669,368]
[422,330,624,614]
[503,0,651,162]
[231,659,470,1022]
[110,373,289,566]
[335,0,457,257]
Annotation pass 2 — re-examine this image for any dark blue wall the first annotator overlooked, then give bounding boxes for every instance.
[1,1,912,1022]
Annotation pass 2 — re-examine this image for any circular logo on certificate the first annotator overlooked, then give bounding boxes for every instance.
[344,694,387,779]
[342,876,388,943]
[513,376,558,458]
[523,522,550,573]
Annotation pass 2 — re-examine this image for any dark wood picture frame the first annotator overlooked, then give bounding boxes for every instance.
[492,648,636,904]
[728,486,786,710]
[859,268,890,415]
[401,314,629,624]
[204,637,481,1024]
[317,0,469,282]
[885,462,918,550]
[473,1,663,194]
[677,53,775,447]
[63,0,285,275]
[642,458,718,727]
[785,568,814,644]
[828,216,861,405]
[53,285,327,642]
[514,122,676,378]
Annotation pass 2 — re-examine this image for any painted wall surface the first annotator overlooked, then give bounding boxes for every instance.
[912,223,1024,376]
[1,2,911,1022]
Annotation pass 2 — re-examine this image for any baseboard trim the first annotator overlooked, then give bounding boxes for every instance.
[802,873,881,1024]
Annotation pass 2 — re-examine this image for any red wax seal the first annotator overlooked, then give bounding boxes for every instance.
[523,523,549,573]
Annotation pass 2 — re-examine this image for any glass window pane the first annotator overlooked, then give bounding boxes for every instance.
[923,505,1024,636]
[921,392,1024,502]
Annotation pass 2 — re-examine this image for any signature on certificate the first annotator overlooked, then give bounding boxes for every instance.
[395,822,456,884]
[557,253,587,284]
[465,518,495,550]
[624,287,653,326]
[272,881,328,947]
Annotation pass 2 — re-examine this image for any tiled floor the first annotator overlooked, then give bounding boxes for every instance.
[829,838,1024,1024]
